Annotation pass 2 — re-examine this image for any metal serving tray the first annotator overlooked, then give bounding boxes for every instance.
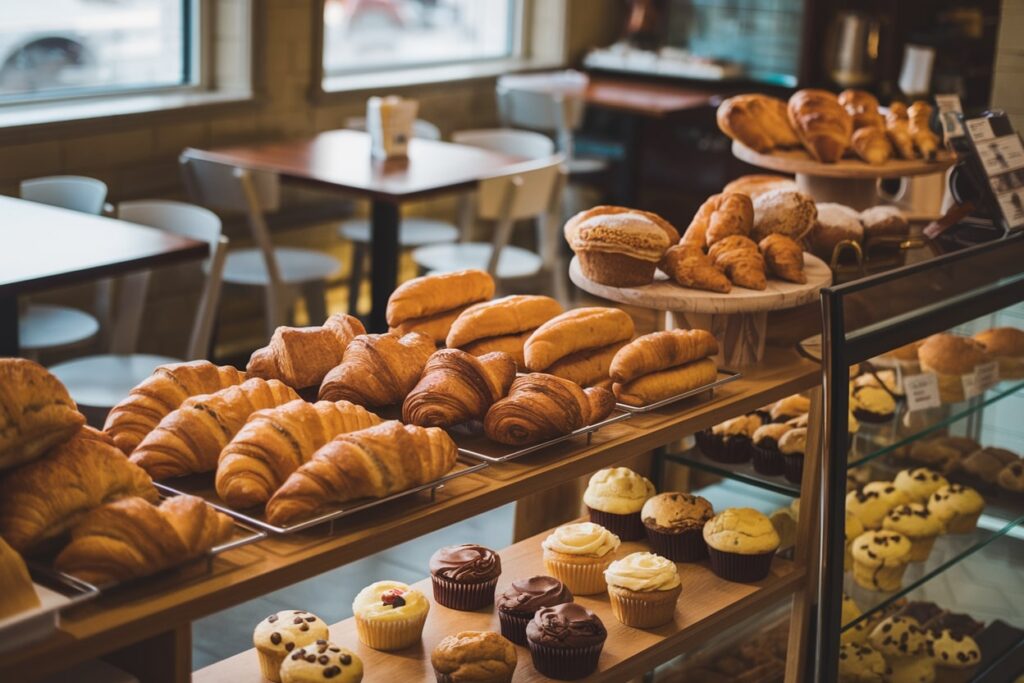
[454,411,633,464]
[614,368,743,413]
[0,567,99,654]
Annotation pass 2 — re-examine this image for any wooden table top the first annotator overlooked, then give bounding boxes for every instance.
[583,77,720,118]
[186,130,526,202]
[0,196,208,296]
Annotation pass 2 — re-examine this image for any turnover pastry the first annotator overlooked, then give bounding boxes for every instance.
[759,234,806,284]
[318,332,435,408]
[716,95,800,152]
[402,349,516,427]
[484,374,615,446]
[565,206,680,287]
[386,269,494,344]
[659,245,731,293]
[524,307,635,376]
[679,193,753,248]
[610,329,719,406]
[446,295,563,367]
[246,313,364,389]
[787,89,853,163]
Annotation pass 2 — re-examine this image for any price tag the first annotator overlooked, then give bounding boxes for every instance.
[974,361,1000,392]
[904,373,942,412]
[961,372,982,400]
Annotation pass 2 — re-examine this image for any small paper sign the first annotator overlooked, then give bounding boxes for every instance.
[974,361,1000,392]
[905,373,942,411]
[962,372,982,400]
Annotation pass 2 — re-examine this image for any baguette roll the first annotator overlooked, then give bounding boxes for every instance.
[524,307,635,372]
[613,358,719,407]
[609,330,719,384]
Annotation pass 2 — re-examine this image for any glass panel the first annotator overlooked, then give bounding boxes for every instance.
[666,449,800,498]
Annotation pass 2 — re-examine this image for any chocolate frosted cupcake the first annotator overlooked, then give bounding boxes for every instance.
[698,414,762,463]
[526,603,607,680]
[703,508,780,582]
[640,492,713,561]
[496,576,573,646]
[429,544,502,611]
[751,423,791,476]
[582,467,655,540]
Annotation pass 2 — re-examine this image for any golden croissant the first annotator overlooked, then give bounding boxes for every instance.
[680,193,754,248]
[885,105,916,159]
[129,378,299,480]
[103,360,246,455]
[659,245,731,293]
[708,235,767,290]
[266,421,458,526]
[247,313,365,389]
[215,399,382,509]
[402,349,516,428]
[318,332,436,408]
[787,89,853,163]
[759,234,807,284]
[908,101,939,161]
[610,329,719,384]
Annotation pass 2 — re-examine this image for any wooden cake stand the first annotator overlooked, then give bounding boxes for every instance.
[569,255,832,367]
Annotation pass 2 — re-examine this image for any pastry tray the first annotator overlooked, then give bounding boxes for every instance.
[452,411,633,464]
[614,368,742,413]
[154,456,490,535]
[0,566,99,654]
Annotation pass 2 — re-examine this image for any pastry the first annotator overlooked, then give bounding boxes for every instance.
[838,90,886,131]
[609,329,718,385]
[402,349,516,428]
[770,503,797,553]
[129,378,299,479]
[960,446,1017,484]
[851,531,912,591]
[604,551,681,628]
[930,629,981,682]
[838,642,889,682]
[266,421,457,526]
[496,576,573,646]
[214,399,382,509]
[526,603,607,680]
[759,233,806,283]
[860,206,910,251]
[882,503,943,562]
[544,339,629,388]
[908,101,940,161]
[352,580,429,651]
[0,358,85,472]
[565,205,679,286]
[850,126,893,165]
[973,326,1024,379]
[247,314,364,389]
[849,481,909,529]
[917,334,991,403]
[752,189,818,242]
[641,492,713,562]
[614,358,718,407]
[280,641,362,683]
[54,494,233,584]
[853,369,903,400]
[779,427,808,484]
[541,521,620,595]
[908,437,970,472]
[659,244,732,293]
[0,537,40,619]
[429,544,502,611]
[385,269,494,338]
[253,610,331,683]
[771,394,811,422]
[715,95,800,152]
[927,484,984,534]
[809,203,863,261]
[998,460,1024,493]
[523,307,634,372]
[318,332,435,408]
[893,468,949,504]
[708,235,767,290]
[886,104,917,159]
[484,373,614,446]
[446,294,562,351]
[460,331,534,368]
[698,414,762,464]
[703,508,780,582]
[751,423,792,476]
[868,616,932,683]
[851,385,896,423]
[390,305,472,345]
[103,360,246,455]
[679,193,753,248]
[431,631,517,683]
[787,89,853,162]
[582,467,655,540]
[722,174,798,200]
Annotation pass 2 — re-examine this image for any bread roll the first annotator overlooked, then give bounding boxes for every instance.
[610,330,719,384]
[565,206,680,287]
[390,305,468,345]
[614,358,718,407]
[973,327,1024,379]
[545,340,628,388]
[386,269,494,327]
[809,203,863,261]
[462,331,534,368]
[524,308,635,372]
[918,334,991,403]
[752,190,817,242]
[446,295,563,348]
[722,174,798,200]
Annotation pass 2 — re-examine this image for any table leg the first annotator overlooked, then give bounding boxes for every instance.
[615,114,642,205]
[0,294,18,357]
[369,200,401,332]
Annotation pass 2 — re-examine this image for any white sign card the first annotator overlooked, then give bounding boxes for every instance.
[904,372,942,412]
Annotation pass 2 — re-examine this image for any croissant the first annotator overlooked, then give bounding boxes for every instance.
[129,378,299,480]
[708,235,767,290]
[402,349,516,428]
[247,314,364,389]
[614,358,719,407]
[659,245,731,293]
[266,421,457,526]
[103,361,246,455]
[0,427,158,553]
[54,495,233,585]
[838,90,885,130]
[908,101,939,161]
[0,358,85,472]
[0,536,40,618]
[759,234,806,284]
[851,126,892,165]
[716,95,800,152]
[680,193,753,247]
[787,89,853,163]
[215,399,382,509]
[610,329,719,384]
[318,332,435,408]
[885,105,916,159]
[483,374,615,446]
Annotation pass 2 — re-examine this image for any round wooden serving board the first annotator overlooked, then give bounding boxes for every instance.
[731,141,955,179]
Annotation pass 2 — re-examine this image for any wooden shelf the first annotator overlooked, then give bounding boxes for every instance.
[194,524,803,683]
[730,141,955,180]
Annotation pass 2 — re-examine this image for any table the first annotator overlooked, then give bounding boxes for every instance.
[0,196,209,356]
[185,130,524,331]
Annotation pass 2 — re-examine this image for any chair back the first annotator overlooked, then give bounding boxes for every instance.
[496,73,589,157]
[452,128,555,160]
[116,200,228,360]
[20,175,108,214]
[344,116,442,140]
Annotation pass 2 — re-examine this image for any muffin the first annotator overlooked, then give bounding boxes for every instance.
[431,631,517,683]
[847,482,908,529]
[961,446,1018,484]
[851,531,912,592]
[853,369,904,400]
[841,594,870,645]
[541,522,620,595]
[845,512,865,571]
[429,544,502,611]
[927,484,984,534]
[604,552,681,628]
[703,508,780,582]
[779,427,808,484]
[770,505,798,552]
[352,581,429,651]
[851,386,897,423]
[751,423,791,476]
[882,503,943,562]
[973,326,1024,379]
[583,467,656,540]
[929,629,981,683]
[254,610,331,682]
[917,334,991,403]
[894,468,949,504]
[641,492,713,561]
[697,414,762,463]
[496,576,573,646]
[526,603,607,680]
[565,206,679,287]
[838,642,890,682]
[868,616,932,683]
[770,394,811,423]
[280,641,362,683]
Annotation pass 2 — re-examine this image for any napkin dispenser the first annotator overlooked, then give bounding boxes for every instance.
[367,96,418,159]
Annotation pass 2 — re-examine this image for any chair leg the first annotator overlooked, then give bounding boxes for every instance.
[348,243,366,316]
[302,281,329,325]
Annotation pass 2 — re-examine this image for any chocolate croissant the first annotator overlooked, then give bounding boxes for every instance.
[483,374,615,446]
[246,313,364,389]
[318,332,435,408]
[402,349,516,428]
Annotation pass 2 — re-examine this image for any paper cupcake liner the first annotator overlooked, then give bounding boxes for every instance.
[752,443,785,476]
[782,451,804,484]
[853,407,894,424]
[694,429,720,458]
[354,611,428,651]
[701,433,751,464]
[934,664,978,683]
[543,555,610,595]
[907,535,938,562]
[577,251,656,287]
[707,547,775,583]
[644,527,707,562]
[498,609,533,646]
[945,511,981,534]
[587,507,644,541]
[256,649,285,683]
[431,574,499,611]
[608,585,679,628]
[528,641,604,680]
[852,562,907,592]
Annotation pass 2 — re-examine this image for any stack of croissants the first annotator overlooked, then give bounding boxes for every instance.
[717,88,942,165]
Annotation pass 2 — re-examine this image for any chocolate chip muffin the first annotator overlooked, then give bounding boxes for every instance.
[640,492,713,562]
[868,616,933,683]
[279,640,362,683]
[254,610,331,682]
[850,531,912,592]
[431,630,517,683]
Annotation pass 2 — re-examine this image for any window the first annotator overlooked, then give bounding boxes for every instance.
[322,0,518,77]
[0,0,196,103]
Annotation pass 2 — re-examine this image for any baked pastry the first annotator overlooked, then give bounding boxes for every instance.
[708,235,767,290]
[609,329,717,384]
[907,101,939,161]
[402,349,516,427]
[483,374,615,446]
[103,361,246,455]
[614,358,718,407]
[129,378,299,479]
[850,126,893,165]
[960,446,1017,484]
[715,95,800,152]
[837,642,888,682]
[659,245,731,293]
[893,467,948,503]
[759,234,806,283]
[882,503,943,562]
[722,174,798,200]
[604,551,681,628]
[0,358,85,471]
[429,544,502,611]
[352,580,429,651]
[868,617,931,683]
[318,332,435,408]
[54,494,233,584]
[279,641,362,683]
[998,460,1024,492]
[859,206,909,246]
[779,427,808,484]
[838,90,886,131]
[787,89,853,162]
[850,385,896,423]
[565,206,680,286]
[246,314,364,389]
[703,507,780,582]
[885,104,916,159]
[641,492,713,562]
[215,399,382,509]
[850,531,912,591]
[253,611,331,683]
[808,203,863,261]
[751,423,791,476]
[526,603,607,680]
[583,467,655,540]
[0,537,39,619]
[496,576,573,646]
[446,295,563,358]
[460,331,534,368]
[0,427,158,552]
[386,269,495,342]
[930,629,981,681]
[680,192,753,248]
[697,414,762,463]
[523,307,635,372]
[541,521,620,595]
[771,394,810,422]
[431,631,517,683]
[927,483,984,534]
[917,334,991,403]
[973,326,1024,379]
[752,189,818,242]
[544,339,629,388]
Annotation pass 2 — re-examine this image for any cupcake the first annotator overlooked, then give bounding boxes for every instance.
[845,512,865,571]
[893,468,949,504]
[253,610,331,682]
[280,641,362,683]
[496,576,573,646]
[429,544,502,611]
[770,504,798,552]
[564,206,679,287]
[703,507,780,582]
[926,612,984,638]
[838,642,890,682]
[352,581,429,651]
[917,334,991,403]
[431,631,517,683]
[779,427,807,484]
[640,492,713,561]
[770,394,811,423]
[846,482,908,530]
[526,603,607,680]
[973,326,1024,380]
[698,414,762,463]
[541,522,620,595]
[851,386,897,423]
[882,503,943,562]
[751,422,791,476]
[850,531,912,592]
[929,629,981,683]
[603,552,681,628]
[868,616,932,683]
[927,484,984,534]
[582,467,655,540]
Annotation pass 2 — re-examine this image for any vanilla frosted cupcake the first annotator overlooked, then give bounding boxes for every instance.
[352,581,429,651]
[883,503,943,562]
[604,552,680,628]
[253,610,330,682]
[928,484,984,534]
[851,531,911,592]
[751,422,791,476]
[583,467,655,540]
[565,206,679,287]
[703,507,780,582]
[894,468,949,504]
[541,522,620,595]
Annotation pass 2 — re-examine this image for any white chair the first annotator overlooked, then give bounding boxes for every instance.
[451,128,556,159]
[17,176,111,354]
[180,153,342,337]
[49,200,229,417]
